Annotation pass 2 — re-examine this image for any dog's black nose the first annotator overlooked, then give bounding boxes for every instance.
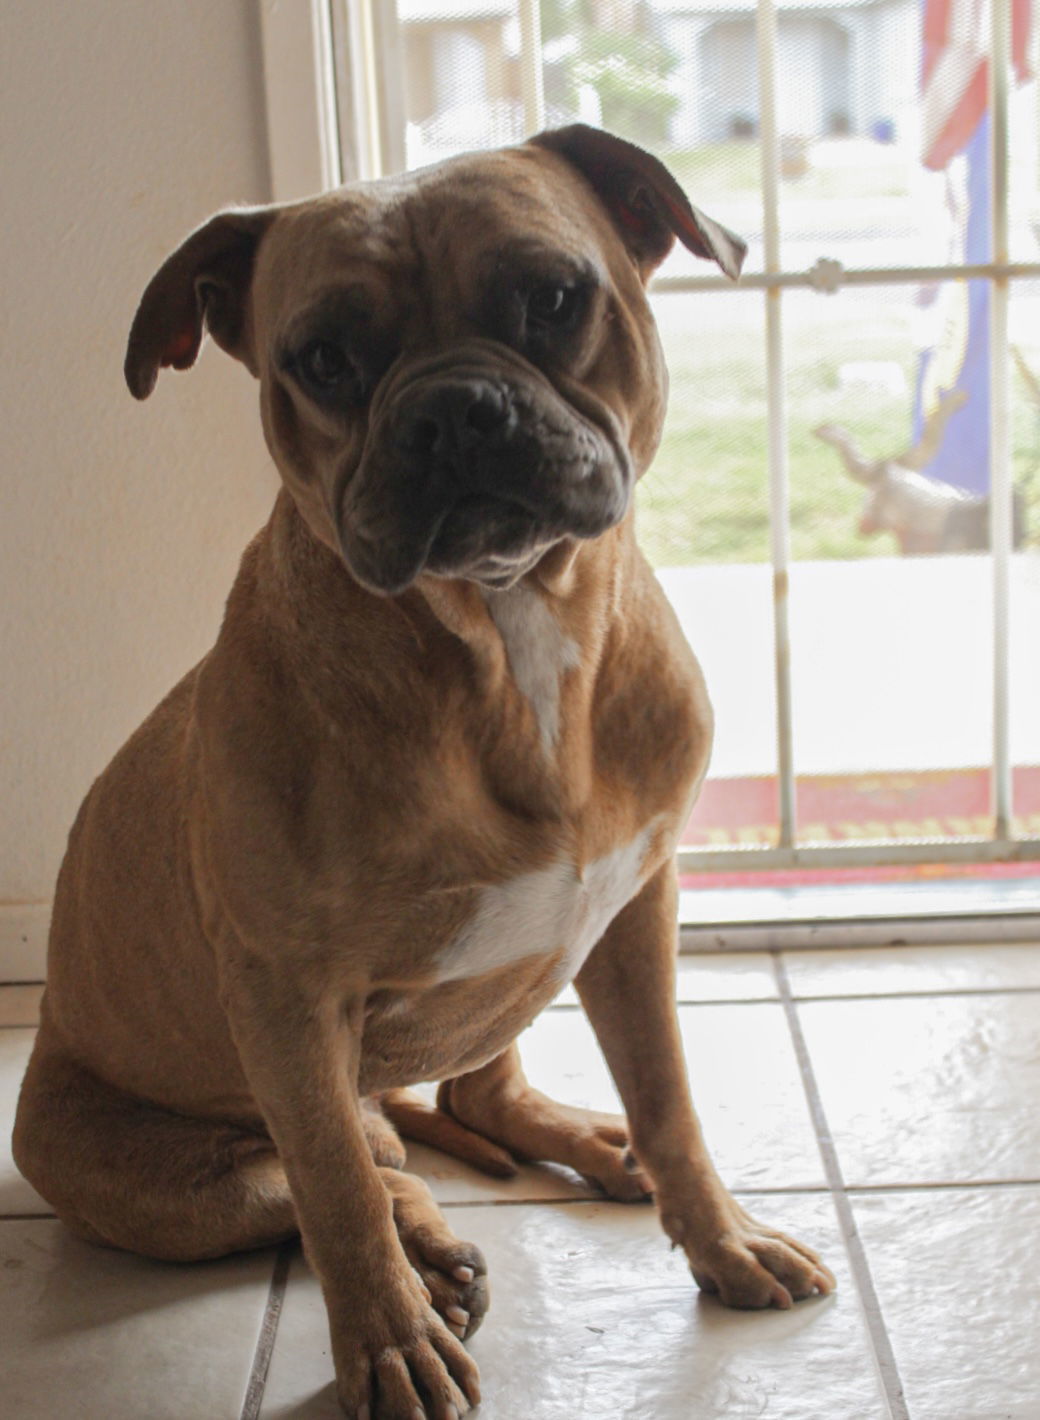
[402,381,515,475]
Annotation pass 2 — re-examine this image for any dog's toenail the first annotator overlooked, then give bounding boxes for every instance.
[453,1265,475,1283]
[446,1303,469,1325]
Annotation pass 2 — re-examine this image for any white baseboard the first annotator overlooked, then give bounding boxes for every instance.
[0,903,49,981]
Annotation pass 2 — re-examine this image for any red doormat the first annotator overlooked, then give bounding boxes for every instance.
[680,766,1040,890]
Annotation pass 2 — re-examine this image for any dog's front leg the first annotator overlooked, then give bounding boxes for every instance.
[219,945,480,1419]
[575,866,835,1309]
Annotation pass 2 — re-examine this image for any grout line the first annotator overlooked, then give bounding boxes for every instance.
[548,997,779,1012]
[0,1211,57,1221]
[845,1177,1040,1195]
[438,1195,621,1210]
[771,950,911,1420]
[545,982,1040,1021]
[433,1175,1040,1213]
[438,1195,605,1209]
[783,984,1040,1004]
[435,1185,834,1210]
[239,1242,293,1420]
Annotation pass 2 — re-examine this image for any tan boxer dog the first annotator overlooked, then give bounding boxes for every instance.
[14,126,834,1418]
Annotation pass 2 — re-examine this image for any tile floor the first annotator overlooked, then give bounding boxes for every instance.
[2,943,1038,1419]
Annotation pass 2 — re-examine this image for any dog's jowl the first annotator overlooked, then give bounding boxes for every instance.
[14,126,834,1419]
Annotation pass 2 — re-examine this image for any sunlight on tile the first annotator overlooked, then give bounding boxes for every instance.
[799,994,1040,1186]
[852,1185,1040,1420]
[553,952,779,1007]
[259,1195,877,1420]
[784,943,1040,997]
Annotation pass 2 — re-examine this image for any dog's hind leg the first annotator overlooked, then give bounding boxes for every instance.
[13,1044,297,1262]
[379,1086,519,1177]
[360,1095,409,1169]
[13,1043,489,1337]
[436,1044,654,1201]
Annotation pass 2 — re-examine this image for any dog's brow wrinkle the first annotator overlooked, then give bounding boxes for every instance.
[484,583,581,754]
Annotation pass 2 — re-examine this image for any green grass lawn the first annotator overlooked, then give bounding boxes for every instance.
[662,138,914,204]
[636,287,1040,568]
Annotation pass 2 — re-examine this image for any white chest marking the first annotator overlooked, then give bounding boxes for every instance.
[485,584,581,753]
[434,820,661,987]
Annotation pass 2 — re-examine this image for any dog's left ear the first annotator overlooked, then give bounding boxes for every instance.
[125,205,277,399]
[529,125,746,282]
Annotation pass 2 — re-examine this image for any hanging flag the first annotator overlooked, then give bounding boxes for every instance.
[913,0,1032,495]
[921,0,1031,173]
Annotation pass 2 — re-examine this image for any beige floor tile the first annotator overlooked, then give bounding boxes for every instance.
[259,1193,879,1420]
[0,984,44,1026]
[852,1185,1040,1420]
[0,1217,275,1419]
[799,994,1040,1186]
[554,951,779,1007]
[0,1029,50,1215]
[784,942,1040,997]
[673,950,779,1000]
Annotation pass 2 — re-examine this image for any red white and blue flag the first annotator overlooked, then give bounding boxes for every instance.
[921,0,1031,172]
[914,0,1032,493]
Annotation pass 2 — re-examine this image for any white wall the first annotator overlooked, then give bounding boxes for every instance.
[1,1,278,973]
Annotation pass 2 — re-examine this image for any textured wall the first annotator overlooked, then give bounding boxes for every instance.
[1,1,277,936]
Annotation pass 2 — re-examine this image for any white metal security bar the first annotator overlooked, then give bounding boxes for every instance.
[320,0,1040,881]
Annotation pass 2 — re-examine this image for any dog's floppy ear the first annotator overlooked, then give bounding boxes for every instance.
[124,206,277,399]
[529,125,746,282]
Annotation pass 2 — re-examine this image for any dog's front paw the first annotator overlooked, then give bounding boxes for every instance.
[331,1274,481,1420]
[664,1198,835,1310]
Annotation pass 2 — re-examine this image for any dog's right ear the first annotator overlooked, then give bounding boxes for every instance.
[124,206,277,399]
[530,125,746,282]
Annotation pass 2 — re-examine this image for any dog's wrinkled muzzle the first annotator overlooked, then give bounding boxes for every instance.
[336,347,633,595]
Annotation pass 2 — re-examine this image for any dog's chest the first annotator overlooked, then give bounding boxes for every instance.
[484,584,581,753]
[433,818,661,988]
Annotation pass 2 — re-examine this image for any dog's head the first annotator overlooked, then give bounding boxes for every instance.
[126,126,744,595]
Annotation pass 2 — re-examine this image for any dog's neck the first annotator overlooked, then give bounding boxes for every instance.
[254,493,623,792]
[264,487,621,645]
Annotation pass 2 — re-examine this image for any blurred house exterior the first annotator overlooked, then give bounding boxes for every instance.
[656,0,917,146]
[396,0,920,160]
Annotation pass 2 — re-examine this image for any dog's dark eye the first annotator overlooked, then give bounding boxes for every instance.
[526,283,580,328]
[297,339,352,391]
